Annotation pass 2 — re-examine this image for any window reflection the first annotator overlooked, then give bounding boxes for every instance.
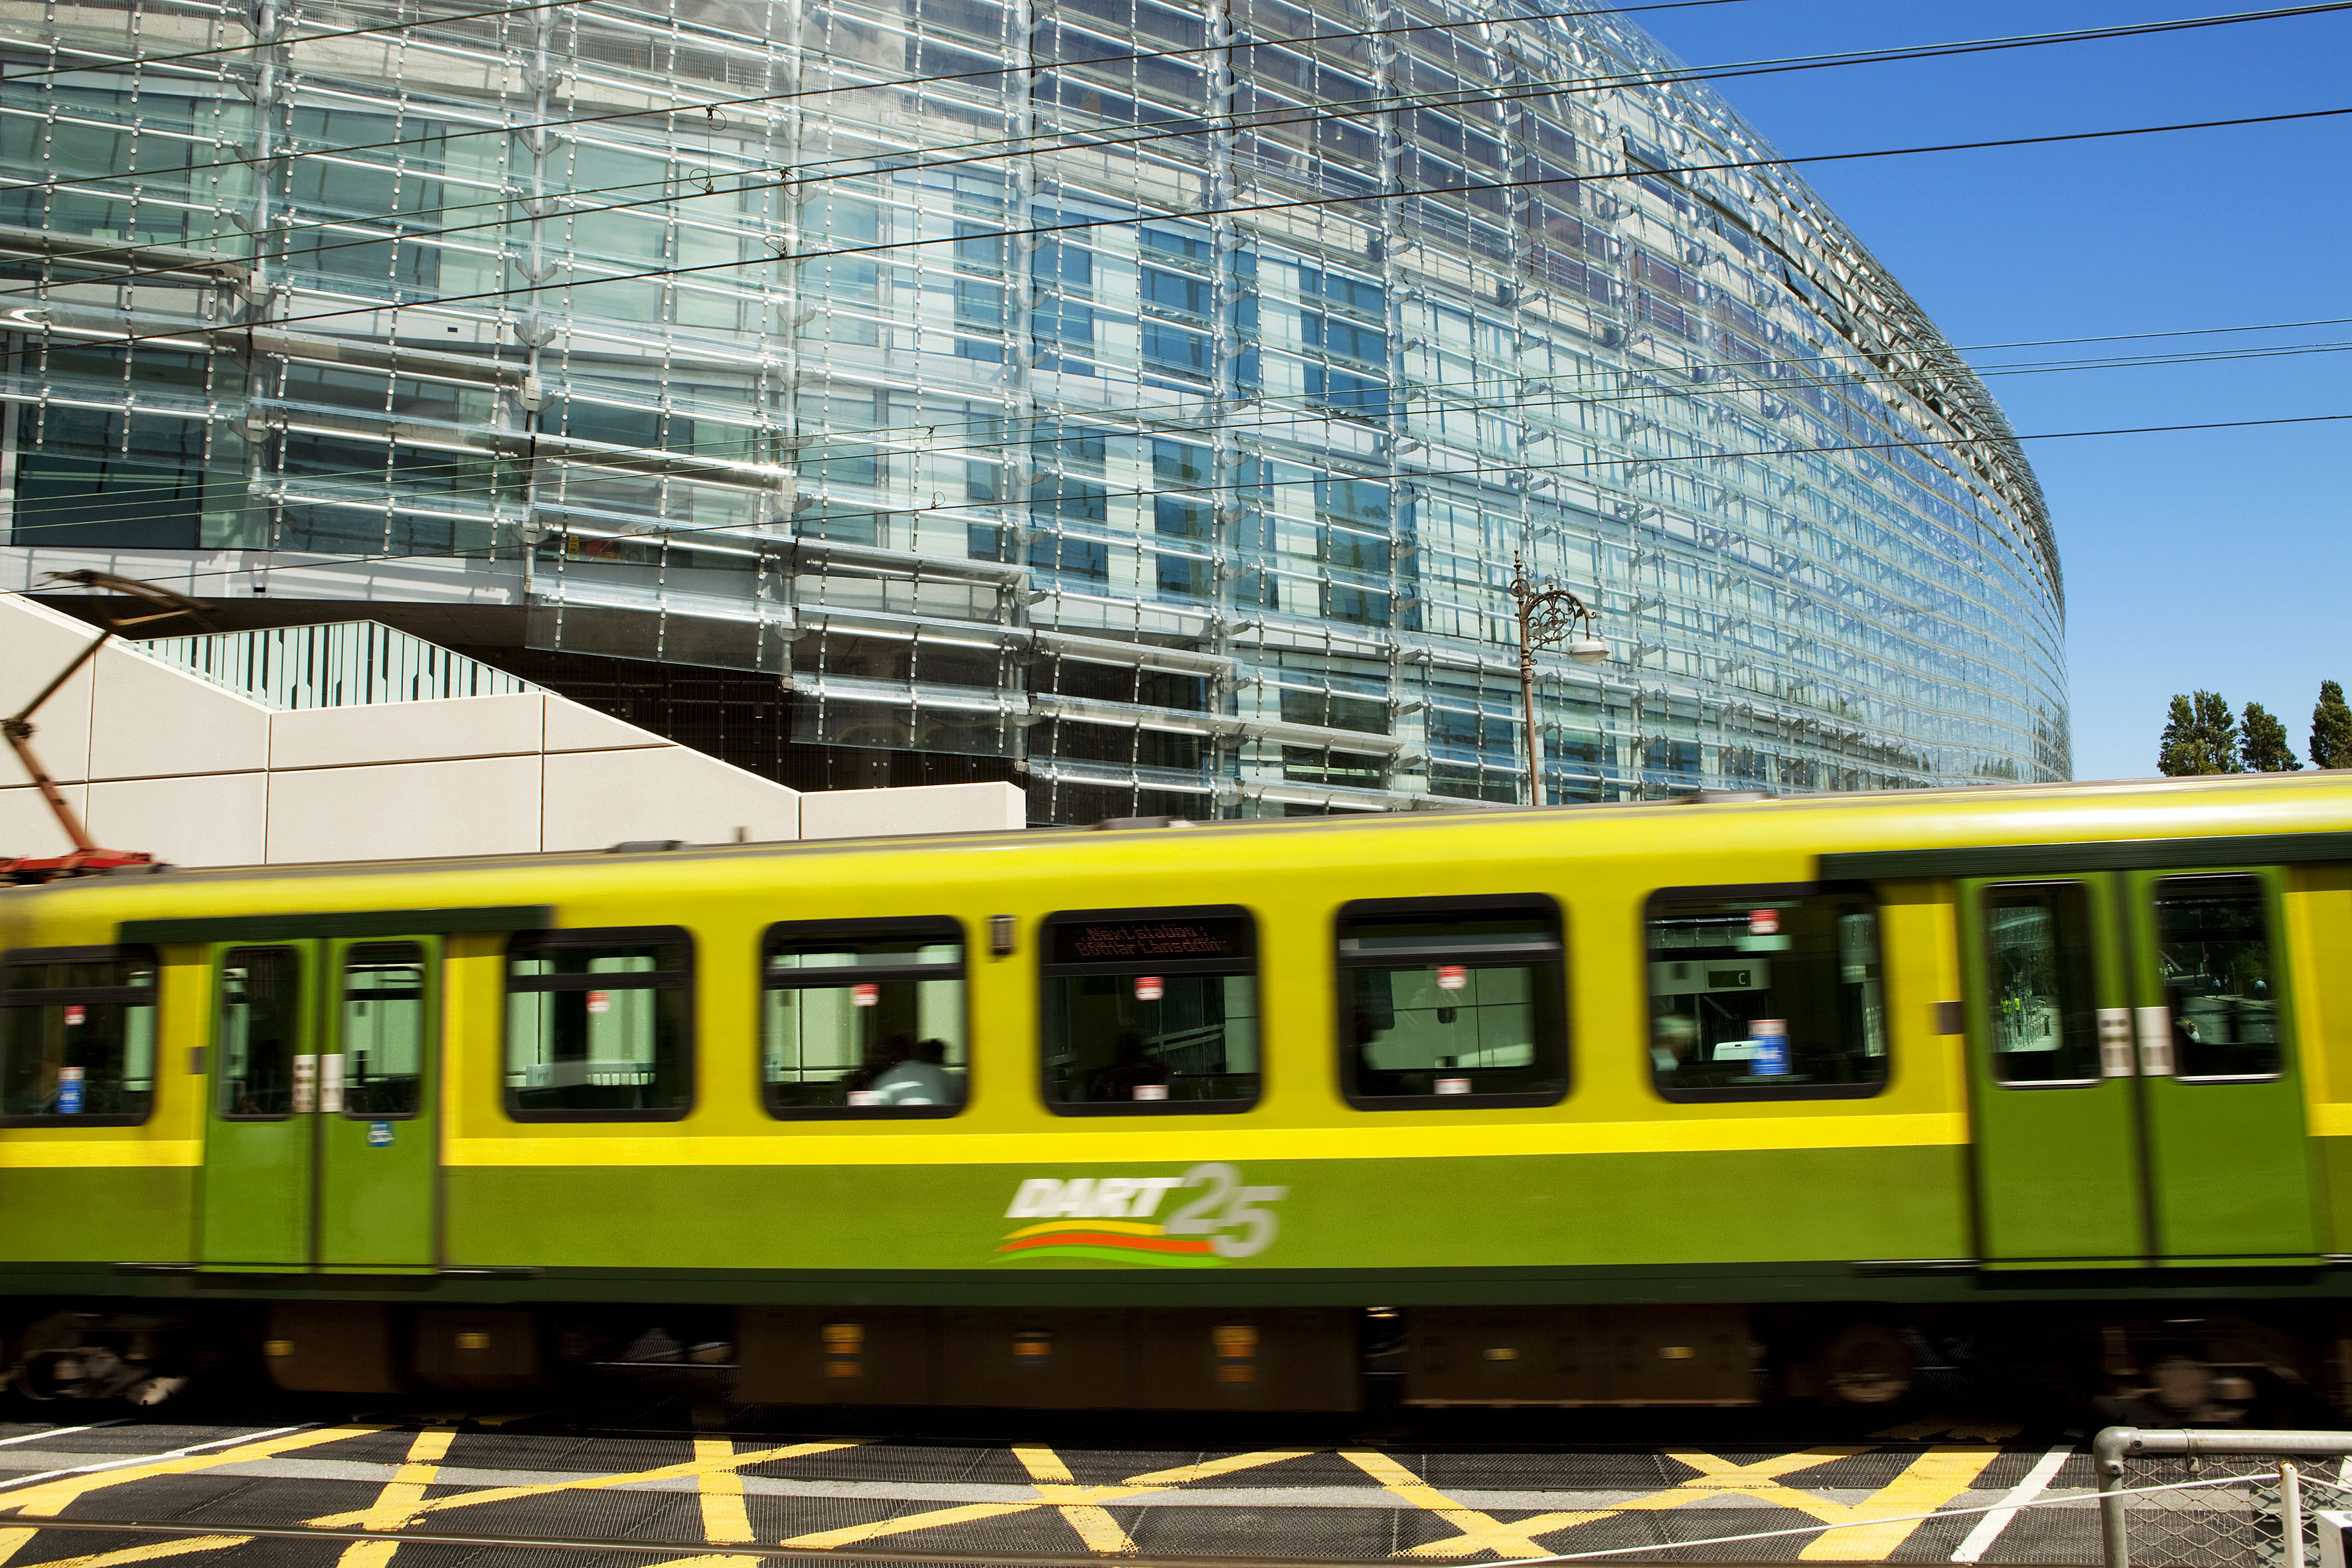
[1041,910,1258,1112]
[2155,876,2282,1080]
[763,923,967,1116]
[1982,882,2100,1085]
[1646,890,1887,1098]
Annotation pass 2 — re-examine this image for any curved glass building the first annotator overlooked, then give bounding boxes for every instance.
[0,0,2069,819]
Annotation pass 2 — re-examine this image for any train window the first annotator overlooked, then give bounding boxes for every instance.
[1646,886,1888,1101]
[761,919,967,1118]
[0,947,157,1125]
[343,943,428,1117]
[505,929,692,1119]
[1336,896,1567,1109]
[1982,882,2101,1085]
[220,946,303,1119]
[2154,875,2282,1081]
[1040,906,1258,1114]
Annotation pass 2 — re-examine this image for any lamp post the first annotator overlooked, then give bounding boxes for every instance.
[1510,553,1608,806]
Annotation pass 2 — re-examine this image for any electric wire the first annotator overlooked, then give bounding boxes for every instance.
[51,102,2352,356]
[7,0,2343,301]
[21,331,2347,525]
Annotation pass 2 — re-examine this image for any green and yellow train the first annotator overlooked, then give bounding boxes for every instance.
[5,770,2352,1416]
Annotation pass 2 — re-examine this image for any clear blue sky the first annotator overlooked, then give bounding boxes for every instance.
[1634,0,2351,782]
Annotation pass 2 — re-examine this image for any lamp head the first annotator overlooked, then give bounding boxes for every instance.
[1567,638,1609,665]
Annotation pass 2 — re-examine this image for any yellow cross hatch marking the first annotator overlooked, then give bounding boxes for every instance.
[692,1439,756,1547]
[1342,1451,1610,1561]
[339,1426,459,1567]
[775,1448,1318,1551]
[0,1427,386,1518]
[307,1439,866,1531]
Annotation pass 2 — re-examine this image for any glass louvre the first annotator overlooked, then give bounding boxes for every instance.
[505,932,692,1118]
[1040,909,1259,1113]
[1646,889,1889,1100]
[762,921,968,1116]
[0,949,158,1123]
[1,0,2066,817]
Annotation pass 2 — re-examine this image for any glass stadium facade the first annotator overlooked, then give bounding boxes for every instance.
[0,0,2069,819]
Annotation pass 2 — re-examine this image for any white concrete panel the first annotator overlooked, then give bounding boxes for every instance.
[86,772,268,868]
[801,781,1028,839]
[87,644,272,781]
[542,747,800,852]
[542,695,668,753]
[0,594,102,784]
[0,781,91,859]
[266,755,544,864]
[272,692,547,769]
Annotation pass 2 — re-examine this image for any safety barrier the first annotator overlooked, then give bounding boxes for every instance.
[2094,1427,2352,1568]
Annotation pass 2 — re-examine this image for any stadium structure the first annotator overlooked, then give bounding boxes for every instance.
[0,0,2070,820]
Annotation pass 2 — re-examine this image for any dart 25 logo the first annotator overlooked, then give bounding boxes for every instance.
[994,1162,1287,1266]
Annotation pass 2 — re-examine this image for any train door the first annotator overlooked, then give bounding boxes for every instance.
[1959,868,2320,1267]
[2124,868,2318,1263]
[1959,876,2143,1265]
[198,937,441,1271]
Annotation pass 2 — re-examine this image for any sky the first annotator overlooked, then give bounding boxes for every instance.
[1634,0,2351,783]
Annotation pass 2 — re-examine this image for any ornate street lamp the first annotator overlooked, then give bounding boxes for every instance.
[1509,553,1608,806]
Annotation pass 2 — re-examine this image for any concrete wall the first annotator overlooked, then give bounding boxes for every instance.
[0,595,1024,866]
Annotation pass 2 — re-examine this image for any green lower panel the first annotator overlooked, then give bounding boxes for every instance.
[0,1168,195,1263]
[447,1145,1972,1297]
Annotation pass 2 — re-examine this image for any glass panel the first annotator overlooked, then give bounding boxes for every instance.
[2155,876,2282,1080]
[1983,883,2101,1085]
[0,955,156,1120]
[343,942,426,1117]
[1340,910,1565,1101]
[505,939,690,1113]
[1042,914,1257,1108]
[1646,892,1887,1095]
[220,947,302,1118]
[763,932,967,1113]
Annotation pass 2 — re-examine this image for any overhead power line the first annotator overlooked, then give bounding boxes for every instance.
[3,0,2343,297]
[57,102,2351,354]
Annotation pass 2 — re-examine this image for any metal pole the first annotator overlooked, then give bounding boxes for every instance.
[1518,593,1539,807]
[2096,1426,2135,1568]
[2286,1460,2308,1568]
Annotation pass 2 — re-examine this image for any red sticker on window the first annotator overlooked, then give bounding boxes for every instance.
[62,1005,85,1026]
[586,990,611,1014]
[1748,909,1780,935]
[1135,976,1164,1002]
[851,982,879,1007]
[1435,965,1468,991]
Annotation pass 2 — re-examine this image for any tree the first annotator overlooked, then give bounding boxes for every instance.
[2240,702,2301,772]
[2157,691,2240,777]
[2313,681,2352,769]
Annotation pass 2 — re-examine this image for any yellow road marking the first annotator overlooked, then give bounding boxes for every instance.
[1798,1446,2003,1561]
[776,1449,1316,1551]
[1344,1451,1607,1561]
[11,1537,253,1568]
[0,1427,384,1518]
[309,1441,865,1530]
[337,1425,459,1563]
[692,1440,755,1546]
[1016,1445,1140,1557]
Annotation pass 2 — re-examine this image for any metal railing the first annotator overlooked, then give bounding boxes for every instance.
[2096,1427,2352,1568]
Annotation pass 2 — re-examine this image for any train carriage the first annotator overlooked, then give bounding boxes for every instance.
[3,770,2349,1416]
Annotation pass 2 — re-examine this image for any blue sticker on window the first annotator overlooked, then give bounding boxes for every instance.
[56,1066,84,1115]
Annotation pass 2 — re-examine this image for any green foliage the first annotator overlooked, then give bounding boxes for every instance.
[2313,680,2352,770]
[2240,702,2302,772]
[2157,690,2241,777]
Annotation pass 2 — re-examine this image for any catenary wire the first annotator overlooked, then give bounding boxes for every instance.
[8,0,2343,301]
[25,0,2339,198]
[23,331,2347,522]
[26,333,2342,522]
[25,413,2347,567]
[54,103,2352,356]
